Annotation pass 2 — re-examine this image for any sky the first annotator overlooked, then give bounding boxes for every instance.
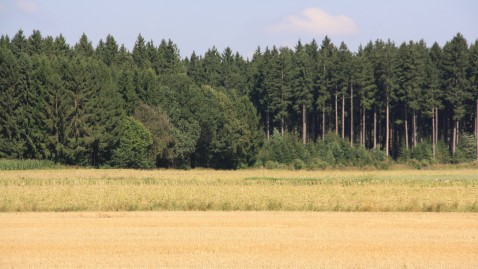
[1,0,477,58]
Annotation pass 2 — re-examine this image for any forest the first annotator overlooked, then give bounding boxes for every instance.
[0,29,477,169]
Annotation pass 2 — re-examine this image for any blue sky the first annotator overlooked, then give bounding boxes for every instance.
[1,0,477,58]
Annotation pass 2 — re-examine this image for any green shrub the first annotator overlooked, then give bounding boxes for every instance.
[306,158,328,170]
[292,159,306,170]
[264,160,280,169]
[454,133,476,163]
[258,133,394,169]
[436,140,451,163]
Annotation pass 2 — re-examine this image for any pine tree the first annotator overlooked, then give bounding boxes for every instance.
[0,46,24,157]
[74,33,94,58]
[187,51,205,86]
[248,47,271,140]
[468,40,478,160]
[157,39,183,79]
[357,44,377,147]
[442,33,471,156]
[271,47,293,135]
[96,34,118,66]
[423,43,444,158]
[203,47,222,87]
[263,47,282,135]
[291,41,312,144]
[132,34,148,68]
[117,68,139,115]
[54,34,70,57]
[318,36,335,139]
[373,40,397,158]
[26,30,43,55]
[334,42,352,139]
[10,29,27,56]
[396,41,426,149]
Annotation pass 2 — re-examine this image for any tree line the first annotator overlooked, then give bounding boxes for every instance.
[0,29,477,169]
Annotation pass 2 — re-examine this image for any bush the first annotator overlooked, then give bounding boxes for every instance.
[455,133,477,163]
[258,130,308,165]
[306,158,328,170]
[371,148,387,162]
[292,159,306,170]
[264,160,280,169]
[258,133,390,169]
[436,140,451,163]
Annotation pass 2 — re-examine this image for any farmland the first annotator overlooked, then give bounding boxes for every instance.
[0,168,477,212]
[1,168,478,268]
[1,211,477,268]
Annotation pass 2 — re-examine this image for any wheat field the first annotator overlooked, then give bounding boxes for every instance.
[0,168,477,212]
[1,169,478,268]
[1,211,477,268]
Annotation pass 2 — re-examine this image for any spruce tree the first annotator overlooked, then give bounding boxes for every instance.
[318,36,335,139]
[357,44,377,147]
[291,41,312,144]
[443,33,471,156]
[468,40,478,160]
[132,34,148,68]
[74,33,94,58]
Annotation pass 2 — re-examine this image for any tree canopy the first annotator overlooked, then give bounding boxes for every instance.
[1,30,477,168]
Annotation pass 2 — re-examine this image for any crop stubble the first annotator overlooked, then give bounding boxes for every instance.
[0,211,477,268]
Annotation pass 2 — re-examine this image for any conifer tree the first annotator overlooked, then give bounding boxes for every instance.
[74,33,94,58]
[357,44,377,147]
[132,34,148,68]
[318,36,335,139]
[442,33,471,156]
[468,40,478,160]
[291,41,312,144]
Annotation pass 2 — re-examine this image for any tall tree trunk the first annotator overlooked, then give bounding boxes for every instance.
[404,107,409,150]
[456,121,460,146]
[451,119,457,157]
[350,82,354,146]
[359,108,363,146]
[474,100,478,160]
[435,107,439,149]
[386,93,390,158]
[302,104,306,144]
[322,107,325,140]
[266,112,270,141]
[281,68,285,136]
[335,91,338,136]
[413,110,417,148]
[373,108,377,149]
[362,108,366,146]
[341,89,345,139]
[281,117,284,136]
[432,108,436,159]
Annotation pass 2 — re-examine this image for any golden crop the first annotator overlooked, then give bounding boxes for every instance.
[0,168,477,212]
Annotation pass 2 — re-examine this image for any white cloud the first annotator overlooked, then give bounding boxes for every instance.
[16,0,39,13]
[267,7,358,36]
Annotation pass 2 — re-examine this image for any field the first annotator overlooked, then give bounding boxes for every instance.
[1,211,477,268]
[1,168,477,268]
[0,168,477,212]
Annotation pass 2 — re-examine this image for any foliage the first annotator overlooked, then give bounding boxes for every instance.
[1,29,478,168]
[454,133,477,163]
[110,117,153,168]
[258,132,387,169]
